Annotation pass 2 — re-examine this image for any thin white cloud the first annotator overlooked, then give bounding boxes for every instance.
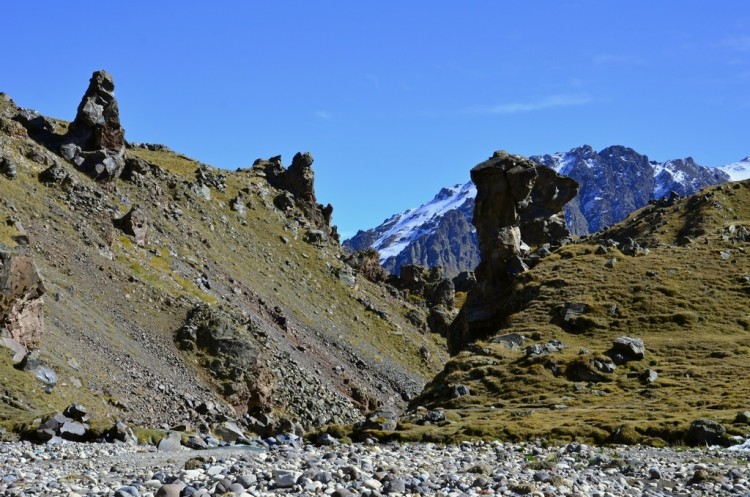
[316,110,332,120]
[464,93,594,115]
[721,36,750,53]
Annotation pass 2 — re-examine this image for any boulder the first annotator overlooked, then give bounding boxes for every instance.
[213,420,247,443]
[491,332,526,350]
[0,248,46,349]
[0,155,16,179]
[39,163,70,184]
[63,403,89,422]
[157,431,183,451]
[610,336,645,363]
[358,406,399,432]
[427,305,454,337]
[63,70,126,181]
[114,207,149,247]
[230,195,247,216]
[686,418,726,446]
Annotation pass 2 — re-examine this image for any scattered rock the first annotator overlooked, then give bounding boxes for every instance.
[686,418,726,446]
[640,369,658,384]
[114,206,149,247]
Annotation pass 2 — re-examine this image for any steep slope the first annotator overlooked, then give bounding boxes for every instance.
[346,145,735,277]
[389,178,750,446]
[0,75,447,439]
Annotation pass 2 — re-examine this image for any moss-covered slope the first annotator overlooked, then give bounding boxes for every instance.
[398,181,750,445]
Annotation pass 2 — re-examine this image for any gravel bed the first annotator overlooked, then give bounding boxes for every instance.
[2,439,750,496]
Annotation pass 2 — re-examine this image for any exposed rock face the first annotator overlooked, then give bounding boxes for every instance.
[384,207,478,276]
[63,70,126,180]
[256,152,335,233]
[0,249,45,350]
[343,184,477,277]
[448,151,577,353]
[176,305,275,416]
[519,165,579,246]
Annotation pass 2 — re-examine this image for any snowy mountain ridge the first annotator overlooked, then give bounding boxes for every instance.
[374,182,476,260]
[343,146,747,275]
[719,157,750,182]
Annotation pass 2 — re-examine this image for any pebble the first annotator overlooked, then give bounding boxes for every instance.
[0,439,749,496]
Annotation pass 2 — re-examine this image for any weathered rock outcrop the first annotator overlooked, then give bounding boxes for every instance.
[448,151,578,353]
[114,206,149,247]
[0,248,46,350]
[255,152,335,234]
[176,305,275,417]
[62,70,126,181]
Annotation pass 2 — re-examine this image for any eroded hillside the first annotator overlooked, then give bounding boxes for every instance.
[0,73,447,440]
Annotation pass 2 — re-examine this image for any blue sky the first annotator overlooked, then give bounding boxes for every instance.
[4,1,749,238]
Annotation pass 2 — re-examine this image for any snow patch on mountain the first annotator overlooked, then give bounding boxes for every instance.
[718,157,750,182]
[373,182,476,260]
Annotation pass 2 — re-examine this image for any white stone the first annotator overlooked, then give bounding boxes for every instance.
[363,478,383,490]
[274,469,301,488]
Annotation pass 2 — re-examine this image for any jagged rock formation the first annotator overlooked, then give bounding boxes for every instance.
[448,151,577,353]
[62,70,126,180]
[255,152,336,236]
[0,248,46,350]
[346,145,735,276]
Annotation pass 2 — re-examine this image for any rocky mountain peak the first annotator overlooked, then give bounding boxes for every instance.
[570,144,596,159]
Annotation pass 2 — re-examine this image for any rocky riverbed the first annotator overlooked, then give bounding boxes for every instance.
[2,439,750,497]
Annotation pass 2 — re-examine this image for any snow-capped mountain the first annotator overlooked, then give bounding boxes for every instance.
[372,182,476,260]
[344,183,479,276]
[718,157,750,182]
[343,145,741,276]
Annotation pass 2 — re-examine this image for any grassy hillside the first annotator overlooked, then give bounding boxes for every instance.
[388,181,750,446]
[0,92,446,436]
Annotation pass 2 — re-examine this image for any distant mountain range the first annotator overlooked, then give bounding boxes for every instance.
[343,145,750,276]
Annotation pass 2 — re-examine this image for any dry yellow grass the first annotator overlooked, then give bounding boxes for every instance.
[388,181,750,445]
